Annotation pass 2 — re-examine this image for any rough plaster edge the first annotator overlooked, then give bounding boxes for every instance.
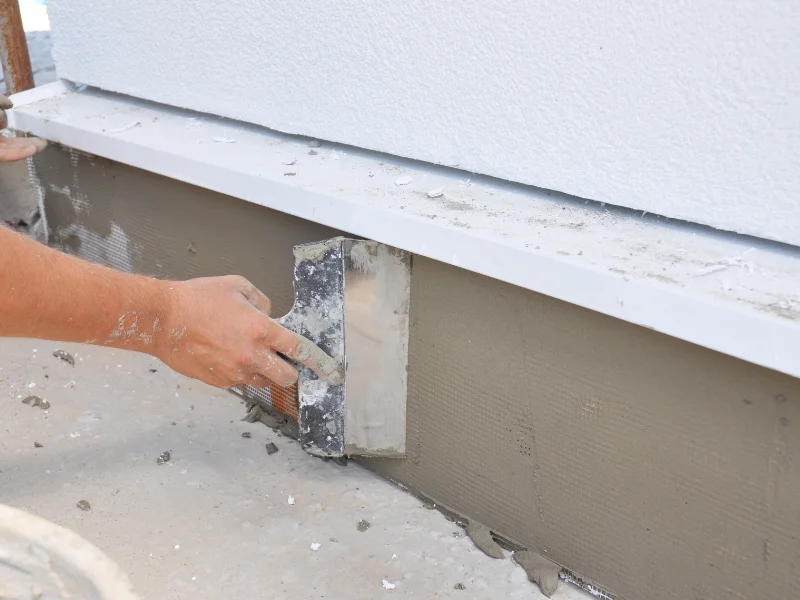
[403,487,614,600]
[8,81,800,379]
[26,153,48,244]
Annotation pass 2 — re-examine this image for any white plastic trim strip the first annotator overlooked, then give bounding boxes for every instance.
[9,81,800,379]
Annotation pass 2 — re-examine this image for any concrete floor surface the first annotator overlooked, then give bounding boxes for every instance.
[0,338,592,599]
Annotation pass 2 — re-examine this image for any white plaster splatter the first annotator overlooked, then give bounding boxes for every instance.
[299,378,328,408]
[310,542,321,551]
[382,580,397,590]
[104,120,141,134]
[394,176,412,186]
[185,118,208,129]
[427,187,444,198]
[695,264,728,276]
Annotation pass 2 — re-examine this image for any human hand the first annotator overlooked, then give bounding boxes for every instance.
[155,275,344,389]
[0,93,47,162]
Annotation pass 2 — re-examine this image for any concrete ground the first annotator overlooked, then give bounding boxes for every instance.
[0,338,592,599]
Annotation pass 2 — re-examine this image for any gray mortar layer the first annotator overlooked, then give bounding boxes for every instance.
[35,145,800,600]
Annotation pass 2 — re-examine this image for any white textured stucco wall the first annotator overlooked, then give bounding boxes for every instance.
[49,1,800,246]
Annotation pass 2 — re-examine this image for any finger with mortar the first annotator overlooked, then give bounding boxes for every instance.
[269,323,344,386]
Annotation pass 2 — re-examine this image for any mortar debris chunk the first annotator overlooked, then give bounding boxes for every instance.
[53,349,75,365]
[357,519,371,532]
[76,500,91,511]
[265,442,279,455]
[157,450,171,464]
[513,550,561,597]
[22,395,42,407]
[465,522,505,559]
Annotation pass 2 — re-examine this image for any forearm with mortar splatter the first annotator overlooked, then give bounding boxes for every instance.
[0,225,343,389]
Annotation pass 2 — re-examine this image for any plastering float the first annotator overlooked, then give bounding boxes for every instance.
[236,237,411,458]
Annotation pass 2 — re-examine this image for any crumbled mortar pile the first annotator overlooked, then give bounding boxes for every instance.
[239,390,300,440]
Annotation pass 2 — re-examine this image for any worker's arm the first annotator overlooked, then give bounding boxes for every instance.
[0,225,343,388]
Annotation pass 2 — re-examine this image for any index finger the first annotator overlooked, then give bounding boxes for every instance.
[268,321,344,386]
[240,282,272,315]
